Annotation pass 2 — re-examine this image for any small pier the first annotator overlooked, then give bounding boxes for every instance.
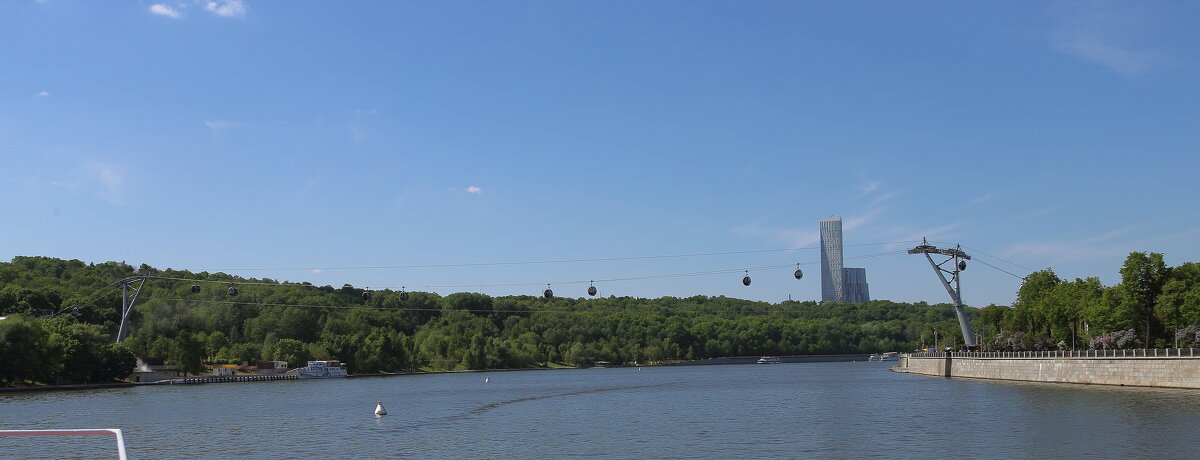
[171,374,298,385]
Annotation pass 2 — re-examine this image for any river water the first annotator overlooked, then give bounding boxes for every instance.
[3,362,1199,458]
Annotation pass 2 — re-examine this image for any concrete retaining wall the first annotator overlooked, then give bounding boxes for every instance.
[894,349,1200,388]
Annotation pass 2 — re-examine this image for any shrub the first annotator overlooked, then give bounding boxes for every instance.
[1089,329,1141,349]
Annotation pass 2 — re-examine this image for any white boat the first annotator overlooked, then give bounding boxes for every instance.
[756,356,783,364]
[296,360,348,379]
[879,352,899,361]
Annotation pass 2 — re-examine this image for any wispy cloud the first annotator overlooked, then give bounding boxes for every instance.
[1078,226,1134,245]
[843,208,883,231]
[1050,2,1164,76]
[36,91,50,97]
[957,192,994,209]
[859,181,880,196]
[87,163,126,205]
[1136,226,1200,245]
[732,224,820,248]
[868,189,902,207]
[884,222,965,250]
[1001,226,1135,265]
[205,120,241,136]
[466,186,483,194]
[149,4,183,19]
[206,0,247,19]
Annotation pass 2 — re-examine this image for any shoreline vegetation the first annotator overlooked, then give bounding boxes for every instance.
[0,354,873,393]
[3,252,1198,389]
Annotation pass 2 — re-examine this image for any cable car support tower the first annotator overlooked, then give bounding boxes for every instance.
[909,239,976,349]
[113,276,148,344]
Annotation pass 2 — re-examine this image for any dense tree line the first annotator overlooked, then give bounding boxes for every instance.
[0,256,980,386]
[976,252,1200,351]
[8,252,1194,386]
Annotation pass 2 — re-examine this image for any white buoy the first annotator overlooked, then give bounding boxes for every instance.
[484,377,490,383]
[374,401,387,416]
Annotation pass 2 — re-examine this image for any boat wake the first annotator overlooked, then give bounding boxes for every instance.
[468,383,672,415]
[383,383,676,431]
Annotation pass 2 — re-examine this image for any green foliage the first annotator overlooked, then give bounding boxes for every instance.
[993,252,1200,350]
[2,253,1195,386]
[0,314,134,385]
[1120,252,1168,346]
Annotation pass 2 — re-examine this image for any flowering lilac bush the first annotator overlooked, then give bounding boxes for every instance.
[1175,324,1200,347]
[986,333,1075,351]
[1030,338,1055,351]
[985,331,1017,351]
[1089,329,1141,349]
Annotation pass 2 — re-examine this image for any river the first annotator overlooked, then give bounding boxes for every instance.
[3,361,1199,458]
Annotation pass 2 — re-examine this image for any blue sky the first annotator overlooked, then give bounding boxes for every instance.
[2,1,1198,307]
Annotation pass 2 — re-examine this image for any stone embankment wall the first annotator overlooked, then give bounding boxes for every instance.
[894,349,1200,389]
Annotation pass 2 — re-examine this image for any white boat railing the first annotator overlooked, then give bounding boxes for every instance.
[0,429,127,460]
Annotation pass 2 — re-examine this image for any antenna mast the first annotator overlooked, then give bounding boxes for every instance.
[908,238,976,349]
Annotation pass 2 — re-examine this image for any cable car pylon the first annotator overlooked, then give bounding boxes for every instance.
[908,238,976,350]
[113,276,148,344]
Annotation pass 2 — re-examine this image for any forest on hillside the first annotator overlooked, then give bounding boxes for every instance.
[2,252,1198,387]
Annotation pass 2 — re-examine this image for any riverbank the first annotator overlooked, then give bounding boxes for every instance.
[0,366,574,393]
[0,382,141,393]
[3,353,878,393]
[893,348,1200,388]
[663,354,871,365]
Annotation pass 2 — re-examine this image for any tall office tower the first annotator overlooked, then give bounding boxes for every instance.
[843,268,870,304]
[820,217,845,302]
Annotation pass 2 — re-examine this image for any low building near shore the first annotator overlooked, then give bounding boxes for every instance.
[212,364,237,376]
[132,357,181,382]
[255,360,289,374]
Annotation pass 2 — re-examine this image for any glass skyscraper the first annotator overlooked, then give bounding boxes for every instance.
[820,216,869,303]
[820,217,845,302]
[843,267,870,304]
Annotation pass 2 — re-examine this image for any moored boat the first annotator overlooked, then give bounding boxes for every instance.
[296,361,348,379]
[756,356,783,364]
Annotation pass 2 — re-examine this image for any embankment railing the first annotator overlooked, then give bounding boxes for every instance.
[906,348,1200,359]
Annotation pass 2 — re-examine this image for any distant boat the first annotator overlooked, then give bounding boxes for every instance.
[296,361,348,379]
[756,356,783,364]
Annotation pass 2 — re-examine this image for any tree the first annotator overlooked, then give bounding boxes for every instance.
[0,315,52,384]
[171,332,207,376]
[95,343,136,382]
[1155,262,1200,346]
[1010,269,1061,335]
[271,338,312,367]
[1120,252,1168,346]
